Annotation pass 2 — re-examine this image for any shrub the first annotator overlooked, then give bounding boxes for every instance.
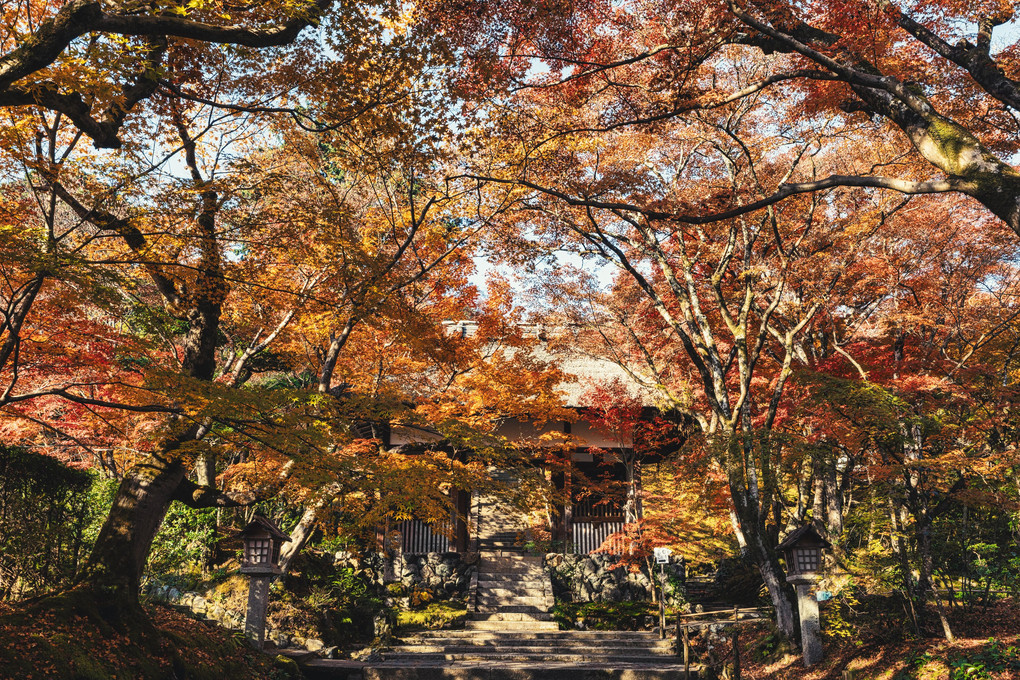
[0,446,115,600]
[948,639,1020,680]
[396,601,467,631]
[552,601,656,630]
[145,504,218,583]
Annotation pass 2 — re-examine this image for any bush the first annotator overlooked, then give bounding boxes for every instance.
[552,601,657,630]
[713,556,766,606]
[948,639,1020,679]
[822,591,916,645]
[0,446,116,601]
[396,601,467,631]
[145,504,218,583]
[271,552,387,645]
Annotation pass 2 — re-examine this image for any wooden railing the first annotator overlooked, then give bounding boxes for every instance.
[399,519,451,554]
[571,520,629,554]
[572,494,625,520]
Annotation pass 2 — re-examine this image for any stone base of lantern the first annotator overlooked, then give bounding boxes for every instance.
[245,574,272,649]
[787,574,823,667]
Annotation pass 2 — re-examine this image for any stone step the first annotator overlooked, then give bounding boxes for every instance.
[481,555,543,563]
[475,595,549,607]
[474,587,550,598]
[475,573,546,581]
[403,631,671,641]
[473,605,552,614]
[390,643,673,654]
[478,562,544,570]
[475,546,526,554]
[477,576,547,585]
[382,652,677,663]
[480,564,542,572]
[474,594,550,604]
[477,567,544,574]
[477,531,523,537]
[303,660,704,680]
[463,620,561,631]
[469,612,554,622]
[477,539,525,543]
[478,530,523,536]
[475,583,548,591]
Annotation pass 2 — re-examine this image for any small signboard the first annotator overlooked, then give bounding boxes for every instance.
[653,547,672,564]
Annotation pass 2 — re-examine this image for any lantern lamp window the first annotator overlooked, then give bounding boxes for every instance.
[246,538,272,565]
[794,547,820,574]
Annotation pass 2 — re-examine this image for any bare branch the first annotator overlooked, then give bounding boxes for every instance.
[464,173,972,225]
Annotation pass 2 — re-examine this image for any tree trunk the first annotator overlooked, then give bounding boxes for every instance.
[752,533,799,642]
[729,480,799,639]
[278,505,318,574]
[889,498,921,634]
[277,482,342,574]
[79,453,188,603]
[724,432,800,641]
[916,522,955,640]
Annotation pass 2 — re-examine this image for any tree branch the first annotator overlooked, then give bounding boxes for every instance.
[464,173,973,225]
[0,0,332,146]
[172,478,244,508]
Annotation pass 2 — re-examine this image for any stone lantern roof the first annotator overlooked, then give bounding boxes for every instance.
[234,515,291,543]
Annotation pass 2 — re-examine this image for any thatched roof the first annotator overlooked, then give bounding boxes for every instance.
[443,320,660,409]
[543,348,659,409]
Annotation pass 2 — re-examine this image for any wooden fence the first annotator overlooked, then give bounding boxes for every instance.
[399,519,451,554]
[571,520,627,554]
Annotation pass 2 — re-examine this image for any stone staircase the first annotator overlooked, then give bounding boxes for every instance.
[467,553,557,631]
[371,629,698,679]
[302,629,702,679]
[466,473,557,631]
[300,470,704,678]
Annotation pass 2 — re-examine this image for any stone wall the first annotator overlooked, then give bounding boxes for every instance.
[143,549,474,654]
[544,552,686,605]
[351,551,477,599]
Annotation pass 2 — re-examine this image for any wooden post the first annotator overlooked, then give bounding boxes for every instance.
[731,629,741,680]
[563,469,573,551]
[659,562,667,639]
[734,604,739,622]
[682,624,690,678]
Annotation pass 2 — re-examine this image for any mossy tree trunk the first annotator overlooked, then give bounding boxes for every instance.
[68,120,238,608]
[81,454,189,604]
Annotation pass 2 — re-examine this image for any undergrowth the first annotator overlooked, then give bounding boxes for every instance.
[552,601,658,630]
[0,586,289,680]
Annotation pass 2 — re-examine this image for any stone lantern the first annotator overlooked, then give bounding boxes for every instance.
[235,516,291,648]
[777,525,831,667]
